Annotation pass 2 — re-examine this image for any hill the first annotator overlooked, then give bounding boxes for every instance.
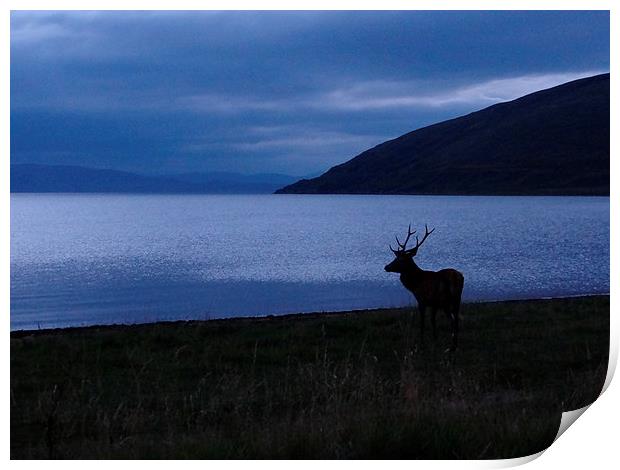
[10,164,297,194]
[276,73,610,195]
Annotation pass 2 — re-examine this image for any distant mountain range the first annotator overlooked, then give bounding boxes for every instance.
[277,73,610,196]
[10,164,299,194]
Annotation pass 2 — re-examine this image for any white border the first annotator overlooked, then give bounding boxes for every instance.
[3,1,616,467]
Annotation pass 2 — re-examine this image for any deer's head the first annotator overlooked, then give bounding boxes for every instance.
[384,224,435,273]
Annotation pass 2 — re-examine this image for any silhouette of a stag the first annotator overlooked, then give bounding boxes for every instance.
[384,224,464,351]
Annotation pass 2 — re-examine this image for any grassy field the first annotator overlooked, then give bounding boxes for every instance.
[10,295,609,459]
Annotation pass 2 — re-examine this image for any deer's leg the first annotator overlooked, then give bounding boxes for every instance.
[450,304,460,352]
[418,304,426,341]
[431,308,437,340]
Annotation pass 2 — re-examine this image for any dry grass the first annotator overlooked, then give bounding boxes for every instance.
[10,295,609,459]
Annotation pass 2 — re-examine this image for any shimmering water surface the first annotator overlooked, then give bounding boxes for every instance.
[11,194,609,330]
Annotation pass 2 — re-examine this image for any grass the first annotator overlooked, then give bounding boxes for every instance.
[10,295,609,459]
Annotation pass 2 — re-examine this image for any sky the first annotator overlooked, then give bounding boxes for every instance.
[10,10,610,176]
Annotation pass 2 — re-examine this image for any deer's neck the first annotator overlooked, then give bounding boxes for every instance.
[400,262,426,287]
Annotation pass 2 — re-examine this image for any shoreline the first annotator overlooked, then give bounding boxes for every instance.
[10,293,610,337]
[11,192,611,197]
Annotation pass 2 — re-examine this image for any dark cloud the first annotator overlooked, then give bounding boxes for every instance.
[11,11,610,175]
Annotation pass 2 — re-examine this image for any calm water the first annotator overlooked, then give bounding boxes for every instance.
[11,194,609,330]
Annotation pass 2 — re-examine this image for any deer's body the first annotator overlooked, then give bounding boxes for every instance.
[385,224,464,351]
[400,267,464,313]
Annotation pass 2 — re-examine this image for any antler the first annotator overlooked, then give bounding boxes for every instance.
[390,224,435,255]
[390,224,417,253]
[406,224,435,254]
[396,224,416,250]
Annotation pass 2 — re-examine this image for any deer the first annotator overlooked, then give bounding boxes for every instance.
[384,224,464,351]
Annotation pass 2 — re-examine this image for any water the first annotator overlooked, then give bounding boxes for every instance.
[10,194,609,330]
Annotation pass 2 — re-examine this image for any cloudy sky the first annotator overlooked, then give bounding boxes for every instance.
[11,10,609,176]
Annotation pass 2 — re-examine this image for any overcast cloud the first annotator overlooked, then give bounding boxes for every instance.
[11,10,609,175]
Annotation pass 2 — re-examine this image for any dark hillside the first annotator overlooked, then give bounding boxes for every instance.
[277,74,609,195]
[10,164,297,194]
